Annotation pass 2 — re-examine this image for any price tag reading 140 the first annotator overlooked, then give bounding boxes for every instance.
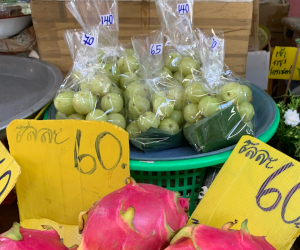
[101,14,114,25]
[150,44,163,55]
[189,135,300,250]
[177,3,190,14]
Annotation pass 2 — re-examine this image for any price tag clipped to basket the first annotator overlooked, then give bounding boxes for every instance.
[0,141,20,204]
[6,120,129,246]
[189,135,300,250]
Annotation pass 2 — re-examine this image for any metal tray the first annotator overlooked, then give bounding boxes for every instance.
[0,55,63,140]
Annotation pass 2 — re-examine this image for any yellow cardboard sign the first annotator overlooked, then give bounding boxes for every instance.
[7,120,130,247]
[189,135,300,250]
[269,46,300,80]
[0,141,21,204]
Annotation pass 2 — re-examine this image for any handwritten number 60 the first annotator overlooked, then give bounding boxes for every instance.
[281,182,300,228]
[74,130,96,175]
[74,129,122,174]
[256,162,300,227]
[95,132,122,171]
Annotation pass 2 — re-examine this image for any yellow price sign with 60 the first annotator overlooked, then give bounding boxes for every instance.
[7,120,130,226]
[190,136,300,250]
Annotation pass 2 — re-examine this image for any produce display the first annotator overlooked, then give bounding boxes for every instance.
[51,0,256,154]
[165,220,276,250]
[0,0,283,249]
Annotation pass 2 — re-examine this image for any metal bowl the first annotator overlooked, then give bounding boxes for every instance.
[0,15,32,39]
[0,55,63,140]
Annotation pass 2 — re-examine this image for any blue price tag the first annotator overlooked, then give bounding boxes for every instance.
[150,43,163,55]
[212,36,219,51]
[177,3,189,14]
[101,14,114,25]
[81,33,96,48]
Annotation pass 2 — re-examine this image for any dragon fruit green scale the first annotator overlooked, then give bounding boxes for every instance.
[77,177,189,250]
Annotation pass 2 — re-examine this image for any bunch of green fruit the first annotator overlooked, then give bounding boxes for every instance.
[162,51,202,88]
[125,81,185,137]
[54,48,141,130]
[220,81,254,127]
[94,48,140,90]
[183,81,254,129]
[54,72,126,129]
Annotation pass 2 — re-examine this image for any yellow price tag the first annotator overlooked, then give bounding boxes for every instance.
[0,141,21,204]
[190,135,300,250]
[269,46,300,80]
[6,119,130,245]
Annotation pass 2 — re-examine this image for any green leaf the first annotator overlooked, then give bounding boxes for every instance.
[296,38,300,47]
[298,68,300,78]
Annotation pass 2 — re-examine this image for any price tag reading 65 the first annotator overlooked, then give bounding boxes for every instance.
[150,44,163,55]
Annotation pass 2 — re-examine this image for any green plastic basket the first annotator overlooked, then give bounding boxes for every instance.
[44,104,280,215]
[130,168,206,214]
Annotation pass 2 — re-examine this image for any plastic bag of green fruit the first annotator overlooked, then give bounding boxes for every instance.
[123,30,184,152]
[53,0,127,130]
[155,0,202,83]
[182,30,255,153]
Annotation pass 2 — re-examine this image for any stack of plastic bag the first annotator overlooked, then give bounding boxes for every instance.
[183,30,255,153]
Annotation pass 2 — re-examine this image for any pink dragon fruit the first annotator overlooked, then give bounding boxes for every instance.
[0,222,77,250]
[77,177,189,250]
[165,220,276,250]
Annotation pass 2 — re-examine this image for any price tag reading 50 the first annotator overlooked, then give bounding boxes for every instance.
[189,135,300,250]
[150,44,163,55]
[81,33,96,47]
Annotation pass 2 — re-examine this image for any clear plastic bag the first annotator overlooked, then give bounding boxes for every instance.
[183,30,255,153]
[66,0,118,38]
[124,30,184,152]
[53,0,126,129]
[155,0,202,87]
